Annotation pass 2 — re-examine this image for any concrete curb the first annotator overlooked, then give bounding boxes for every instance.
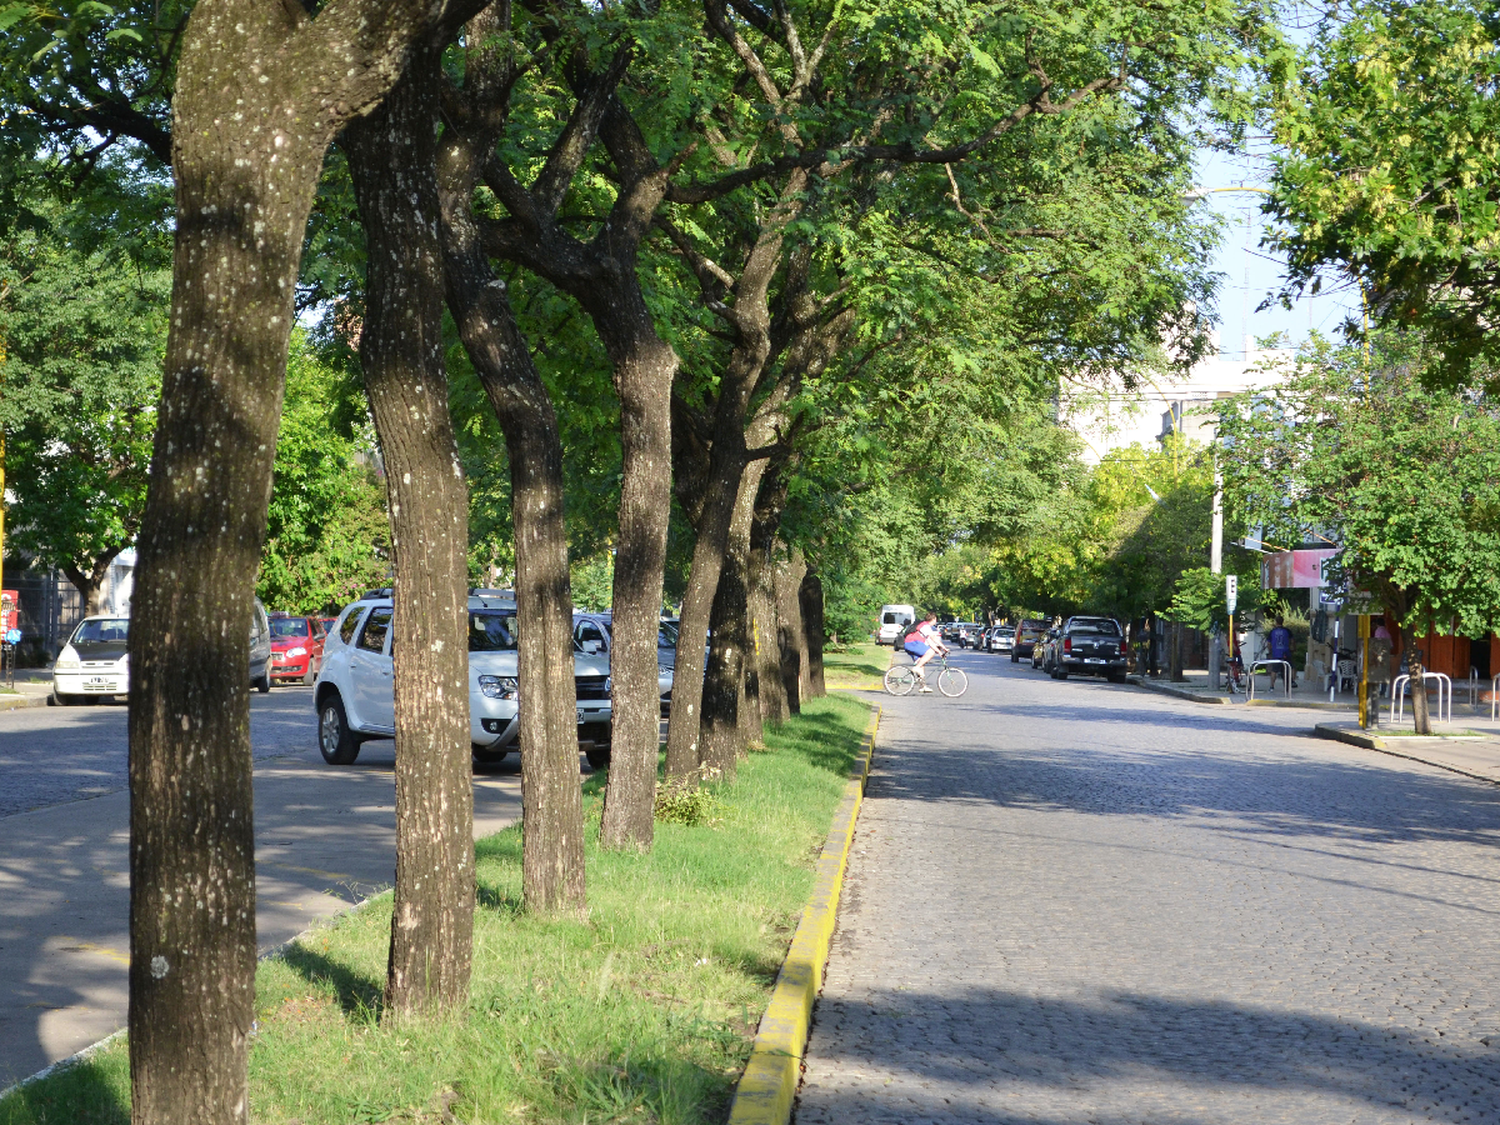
[1127,676,1231,705]
[1314,723,1500,786]
[727,706,880,1125]
[0,691,49,711]
[0,885,393,1105]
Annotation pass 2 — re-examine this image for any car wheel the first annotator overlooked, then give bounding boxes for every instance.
[1055,669,1069,680]
[54,692,76,706]
[302,663,316,687]
[472,745,509,765]
[1010,652,1018,663]
[318,694,362,765]
[255,670,271,693]
[584,743,611,770]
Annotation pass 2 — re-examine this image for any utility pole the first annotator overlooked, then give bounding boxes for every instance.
[1209,465,1224,688]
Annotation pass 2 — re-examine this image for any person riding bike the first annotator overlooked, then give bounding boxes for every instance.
[903,612,950,694]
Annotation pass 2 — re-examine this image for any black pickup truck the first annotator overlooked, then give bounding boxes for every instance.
[1051,616,1128,682]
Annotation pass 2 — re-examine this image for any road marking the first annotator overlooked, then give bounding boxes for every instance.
[54,938,130,966]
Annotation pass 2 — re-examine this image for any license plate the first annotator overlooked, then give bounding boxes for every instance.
[1085,658,1104,664]
[88,676,109,686]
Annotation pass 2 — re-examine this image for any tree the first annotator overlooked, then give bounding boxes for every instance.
[1,0,486,1116]
[257,337,390,614]
[1216,333,1500,732]
[0,155,168,613]
[1266,0,1500,380]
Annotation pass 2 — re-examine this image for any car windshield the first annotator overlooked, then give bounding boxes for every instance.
[72,618,129,645]
[469,612,519,652]
[1070,620,1120,636]
[270,617,310,638]
[658,621,677,648]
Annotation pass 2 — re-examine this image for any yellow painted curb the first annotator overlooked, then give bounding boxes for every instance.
[727,705,881,1125]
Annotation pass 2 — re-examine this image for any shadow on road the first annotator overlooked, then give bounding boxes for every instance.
[798,983,1498,1122]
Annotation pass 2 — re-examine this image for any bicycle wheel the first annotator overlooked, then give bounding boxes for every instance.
[937,666,968,697]
[883,665,916,696]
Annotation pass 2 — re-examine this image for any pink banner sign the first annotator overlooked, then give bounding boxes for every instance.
[1261,548,1337,589]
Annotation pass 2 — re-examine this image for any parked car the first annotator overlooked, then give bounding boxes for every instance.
[876,604,916,646]
[269,613,327,685]
[954,623,984,648]
[1032,627,1061,671]
[573,610,676,714]
[987,625,1015,653]
[249,598,273,693]
[314,591,614,770]
[1012,618,1049,662]
[1052,616,1128,682]
[56,599,273,702]
[52,615,131,704]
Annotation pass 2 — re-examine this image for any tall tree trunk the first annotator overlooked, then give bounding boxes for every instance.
[346,53,475,1012]
[800,567,827,699]
[704,461,767,763]
[435,90,586,910]
[1169,620,1186,681]
[1401,622,1432,735]
[702,534,748,783]
[597,321,675,838]
[127,1,456,1118]
[748,498,788,731]
[775,550,809,714]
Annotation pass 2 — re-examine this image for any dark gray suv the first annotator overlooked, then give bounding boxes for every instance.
[1052,616,1127,682]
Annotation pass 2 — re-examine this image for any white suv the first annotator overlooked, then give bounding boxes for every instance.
[314,591,613,768]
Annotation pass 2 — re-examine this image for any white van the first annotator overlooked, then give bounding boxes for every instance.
[876,604,916,646]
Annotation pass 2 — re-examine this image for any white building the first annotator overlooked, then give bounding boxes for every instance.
[1063,332,1291,462]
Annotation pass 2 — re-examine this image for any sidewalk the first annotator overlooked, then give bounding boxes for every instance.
[0,670,55,711]
[1131,667,1500,786]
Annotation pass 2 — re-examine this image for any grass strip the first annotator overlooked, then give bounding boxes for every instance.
[0,693,873,1125]
[820,642,889,692]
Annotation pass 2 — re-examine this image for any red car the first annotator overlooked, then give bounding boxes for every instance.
[268,614,327,685]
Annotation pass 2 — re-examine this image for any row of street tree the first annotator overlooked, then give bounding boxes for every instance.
[14,0,1499,1121]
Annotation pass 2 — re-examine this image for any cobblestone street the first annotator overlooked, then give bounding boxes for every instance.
[796,652,1500,1124]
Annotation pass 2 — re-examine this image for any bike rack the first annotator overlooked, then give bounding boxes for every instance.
[1247,660,1292,701]
[1391,672,1451,724]
[1491,672,1500,721]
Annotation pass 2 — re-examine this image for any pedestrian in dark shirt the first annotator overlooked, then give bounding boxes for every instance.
[1268,616,1297,689]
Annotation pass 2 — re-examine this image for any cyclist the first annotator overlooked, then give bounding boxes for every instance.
[902,612,949,693]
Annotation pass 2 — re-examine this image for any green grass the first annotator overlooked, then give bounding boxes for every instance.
[821,642,889,691]
[0,694,872,1125]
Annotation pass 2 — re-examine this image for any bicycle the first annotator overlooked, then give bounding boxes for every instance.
[883,651,968,697]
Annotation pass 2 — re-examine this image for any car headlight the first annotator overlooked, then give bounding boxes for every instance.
[286,646,307,658]
[56,655,80,671]
[478,675,519,700]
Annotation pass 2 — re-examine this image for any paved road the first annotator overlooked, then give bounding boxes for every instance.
[0,687,534,1086]
[798,651,1500,1124]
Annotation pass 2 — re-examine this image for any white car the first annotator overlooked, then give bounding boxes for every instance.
[53,598,273,702]
[52,615,131,703]
[314,591,613,769]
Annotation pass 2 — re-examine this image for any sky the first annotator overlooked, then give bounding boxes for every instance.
[1195,140,1362,361]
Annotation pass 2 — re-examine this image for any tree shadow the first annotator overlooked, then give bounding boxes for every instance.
[0,1057,130,1124]
[278,942,384,1020]
[797,984,1500,1122]
[868,734,1500,853]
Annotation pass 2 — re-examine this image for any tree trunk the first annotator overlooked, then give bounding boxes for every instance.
[702,535,748,783]
[127,1,453,1117]
[1401,623,1432,735]
[800,567,827,699]
[599,322,675,833]
[775,550,809,714]
[1169,621,1186,681]
[748,489,788,731]
[434,102,587,909]
[345,53,475,1013]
